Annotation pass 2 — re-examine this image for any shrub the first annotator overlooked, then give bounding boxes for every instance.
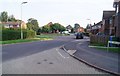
[2,29,35,41]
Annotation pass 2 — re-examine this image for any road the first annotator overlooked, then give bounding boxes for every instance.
[2,35,107,74]
[2,36,74,62]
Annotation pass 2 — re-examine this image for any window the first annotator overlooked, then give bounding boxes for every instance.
[109,19,112,25]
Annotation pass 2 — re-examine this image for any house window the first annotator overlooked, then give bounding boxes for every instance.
[10,25,13,28]
[17,24,19,27]
[109,19,112,25]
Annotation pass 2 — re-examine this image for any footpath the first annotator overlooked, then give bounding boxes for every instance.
[64,40,120,75]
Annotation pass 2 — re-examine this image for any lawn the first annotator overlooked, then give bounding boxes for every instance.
[1,39,41,44]
[90,42,120,53]
[1,33,63,44]
[95,47,120,53]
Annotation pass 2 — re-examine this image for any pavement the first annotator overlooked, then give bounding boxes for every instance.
[2,47,106,74]
[63,37,120,75]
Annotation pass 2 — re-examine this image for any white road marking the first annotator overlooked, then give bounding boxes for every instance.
[67,50,77,55]
[78,43,82,44]
[56,49,69,58]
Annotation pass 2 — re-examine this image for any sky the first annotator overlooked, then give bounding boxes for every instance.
[0,0,115,28]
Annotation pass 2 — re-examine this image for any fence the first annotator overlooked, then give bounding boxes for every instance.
[90,35,109,46]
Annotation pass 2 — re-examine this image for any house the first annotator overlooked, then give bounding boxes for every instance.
[86,24,92,33]
[113,0,120,39]
[91,21,102,35]
[101,11,115,35]
[47,22,53,26]
[77,27,84,32]
[1,21,27,29]
[66,25,73,32]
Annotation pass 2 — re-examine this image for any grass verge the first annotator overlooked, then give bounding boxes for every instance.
[93,47,120,53]
[1,33,64,45]
[1,39,40,44]
[90,43,120,53]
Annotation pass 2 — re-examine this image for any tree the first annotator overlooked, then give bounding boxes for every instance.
[8,15,16,22]
[27,18,39,32]
[41,23,65,33]
[0,11,8,22]
[51,23,65,33]
[74,23,80,32]
[42,25,51,33]
[37,28,42,35]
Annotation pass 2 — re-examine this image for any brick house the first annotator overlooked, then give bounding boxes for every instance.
[77,27,84,32]
[86,24,92,33]
[101,11,115,35]
[91,21,102,34]
[113,0,120,39]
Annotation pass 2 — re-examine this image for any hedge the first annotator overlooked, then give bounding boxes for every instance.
[2,29,35,41]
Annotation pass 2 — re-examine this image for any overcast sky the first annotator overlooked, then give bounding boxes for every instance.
[0,0,115,28]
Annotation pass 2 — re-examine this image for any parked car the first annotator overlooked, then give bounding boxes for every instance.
[76,32,84,39]
[62,31,70,35]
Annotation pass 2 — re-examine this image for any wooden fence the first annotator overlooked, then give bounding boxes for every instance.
[90,35,109,46]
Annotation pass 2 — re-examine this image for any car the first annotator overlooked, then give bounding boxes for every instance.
[76,32,84,39]
[62,31,70,35]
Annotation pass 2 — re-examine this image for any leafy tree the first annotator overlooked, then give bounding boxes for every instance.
[41,23,65,33]
[74,23,80,32]
[37,28,42,35]
[51,23,65,33]
[0,11,8,22]
[8,15,17,22]
[42,25,51,33]
[27,18,39,32]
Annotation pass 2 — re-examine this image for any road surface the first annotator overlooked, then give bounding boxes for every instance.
[2,35,108,74]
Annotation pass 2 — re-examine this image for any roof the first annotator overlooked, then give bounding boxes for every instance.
[102,11,115,19]
[113,0,120,7]
[114,0,120,2]
[1,21,25,25]
[93,21,102,27]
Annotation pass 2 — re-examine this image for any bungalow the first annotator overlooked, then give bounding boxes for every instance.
[1,21,27,29]
[66,25,73,32]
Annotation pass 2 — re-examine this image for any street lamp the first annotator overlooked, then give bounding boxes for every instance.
[86,19,91,25]
[86,19,92,33]
[21,2,28,39]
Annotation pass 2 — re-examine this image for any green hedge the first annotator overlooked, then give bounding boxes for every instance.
[2,29,35,41]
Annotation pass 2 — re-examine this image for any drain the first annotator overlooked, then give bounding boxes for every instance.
[37,62,41,64]
[43,59,47,61]
[49,62,53,64]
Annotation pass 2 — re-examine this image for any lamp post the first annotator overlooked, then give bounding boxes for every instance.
[21,2,27,39]
[86,19,91,25]
[86,19,92,33]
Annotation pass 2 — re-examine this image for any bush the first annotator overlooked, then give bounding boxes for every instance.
[2,29,35,41]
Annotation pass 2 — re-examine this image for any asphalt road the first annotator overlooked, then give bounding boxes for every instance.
[2,36,75,62]
[2,47,106,74]
[2,35,108,74]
